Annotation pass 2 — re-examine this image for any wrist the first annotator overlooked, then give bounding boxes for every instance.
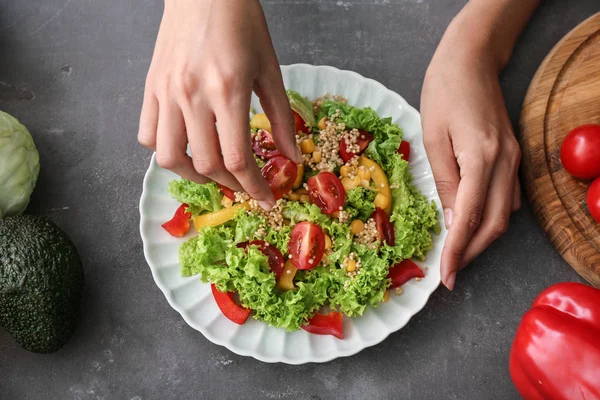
[440,0,541,73]
[430,22,502,78]
[442,7,510,74]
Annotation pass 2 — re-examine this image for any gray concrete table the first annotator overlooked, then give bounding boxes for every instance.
[0,1,597,399]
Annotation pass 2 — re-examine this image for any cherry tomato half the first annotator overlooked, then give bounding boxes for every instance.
[293,111,311,135]
[387,259,424,288]
[398,140,411,162]
[371,207,395,247]
[301,311,343,339]
[261,156,298,200]
[288,221,325,270]
[587,178,600,223]
[307,172,346,215]
[339,129,374,163]
[252,129,280,159]
[218,183,235,201]
[560,124,600,180]
[237,240,285,278]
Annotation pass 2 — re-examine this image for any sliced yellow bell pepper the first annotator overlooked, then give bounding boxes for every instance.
[221,196,233,208]
[276,260,298,291]
[359,154,392,214]
[293,163,304,189]
[193,203,248,231]
[250,113,272,133]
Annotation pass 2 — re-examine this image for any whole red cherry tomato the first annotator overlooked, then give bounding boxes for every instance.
[560,124,600,180]
[587,177,600,223]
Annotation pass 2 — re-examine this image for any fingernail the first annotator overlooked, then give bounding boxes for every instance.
[259,200,273,211]
[444,208,453,230]
[444,272,456,291]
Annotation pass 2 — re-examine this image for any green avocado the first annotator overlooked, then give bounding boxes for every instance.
[0,215,83,353]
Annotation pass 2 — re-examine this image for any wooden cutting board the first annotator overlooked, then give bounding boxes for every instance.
[520,12,600,288]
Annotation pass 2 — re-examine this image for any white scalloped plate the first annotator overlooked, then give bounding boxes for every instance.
[139,64,447,364]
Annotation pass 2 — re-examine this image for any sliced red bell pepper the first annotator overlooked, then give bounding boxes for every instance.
[509,282,600,400]
[217,183,236,201]
[387,259,424,288]
[211,284,252,325]
[161,203,191,237]
[397,140,410,162]
[301,311,343,339]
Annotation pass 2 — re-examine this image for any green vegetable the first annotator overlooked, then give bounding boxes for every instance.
[318,100,403,168]
[325,221,352,265]
[282,201,330,226]
[330,246,389,316]
[264,225,291,255]
[287,89,316,129]
[0,215,84,353]
[168,180,223,216]
[386,153,440,262]
[345,187,376,220]
[0,111,40,219]
[232,212,264,245]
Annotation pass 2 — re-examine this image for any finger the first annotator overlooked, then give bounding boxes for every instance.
[155,99,209,184]
[254,64,302,163]
[441,151,495,290]
[138,91,159,150]
[460,153,518,267]
[182,104,245,192]
[422,128,460,230]
[214,91,274,207]
[512,178,522,212]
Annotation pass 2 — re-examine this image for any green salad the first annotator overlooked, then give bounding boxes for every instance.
[161,90,439,339]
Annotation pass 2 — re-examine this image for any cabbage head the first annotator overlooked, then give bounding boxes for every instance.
[0,111,39,218]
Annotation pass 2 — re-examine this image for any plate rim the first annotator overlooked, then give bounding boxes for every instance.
[139,63,444,364]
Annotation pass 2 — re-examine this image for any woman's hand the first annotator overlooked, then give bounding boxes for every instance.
[138,0,301,210]
[421,6,526,291]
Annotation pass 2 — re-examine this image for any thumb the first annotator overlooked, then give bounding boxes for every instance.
[254,63,302,164]
[423,129,460,290]
[423,130,460,230]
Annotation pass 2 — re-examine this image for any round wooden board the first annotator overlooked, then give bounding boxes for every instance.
[520,12,600,287]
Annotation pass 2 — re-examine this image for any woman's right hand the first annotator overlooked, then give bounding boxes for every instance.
[138,0,302,210]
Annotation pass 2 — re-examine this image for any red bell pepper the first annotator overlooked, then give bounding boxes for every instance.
[211,284,252,325]
[301,311,343,339]
[387,259,424,288]
[218,183,236,201]
[509,282,600,400]
[397,140,410,162]
[161,203,191,237]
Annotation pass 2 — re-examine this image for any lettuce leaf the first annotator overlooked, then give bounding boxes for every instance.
[318,100,403,167]
[330,246,389,317]
[386,153,440,262]
[287,89,316,129]
[179,225,233,278]
[325,221,353,265]
[345,187,376,220]
[232,212,264,244]
[264,225,291,255]
[282,201,330,226]
[168,180,223,216]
